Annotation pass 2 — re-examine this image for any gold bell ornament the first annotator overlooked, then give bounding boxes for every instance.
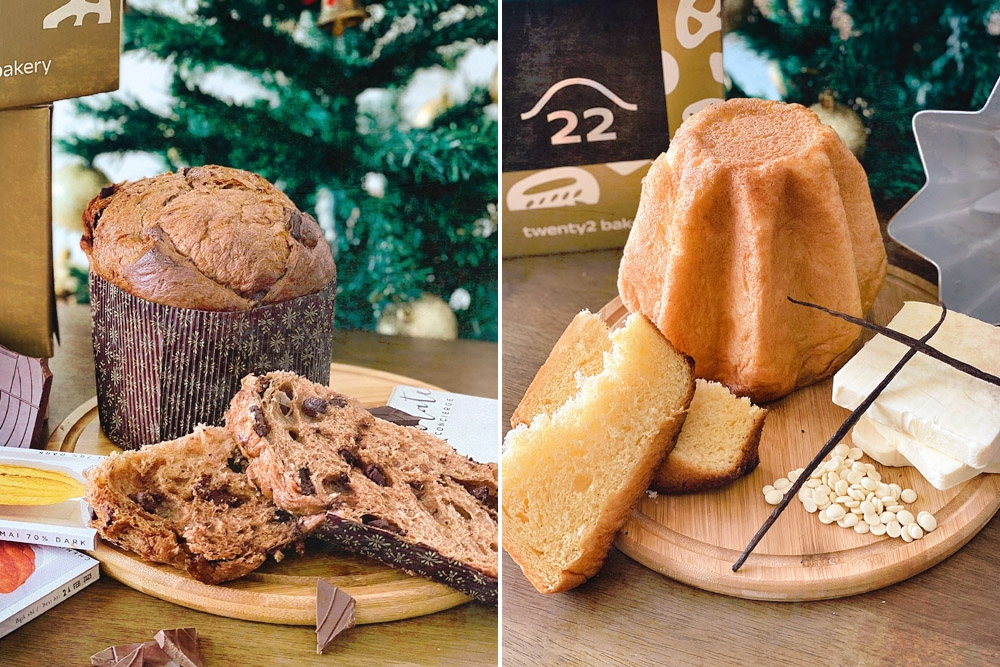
[318,0,368,37]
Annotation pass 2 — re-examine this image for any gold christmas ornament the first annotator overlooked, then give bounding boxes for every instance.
[53,248,79,298]
[489,65,498,103]
[376,293,458,340]
[52,162,110,232]
[318,0,368,37]
[410,93,451,129]
[810,90,867,158]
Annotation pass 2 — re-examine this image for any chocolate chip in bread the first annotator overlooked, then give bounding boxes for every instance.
[85,425,321,584]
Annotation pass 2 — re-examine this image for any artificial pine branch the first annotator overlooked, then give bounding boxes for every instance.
[59,0,498,340]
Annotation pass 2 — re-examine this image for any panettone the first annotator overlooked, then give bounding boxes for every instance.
[81,164,335,311]
[79,165,337,450]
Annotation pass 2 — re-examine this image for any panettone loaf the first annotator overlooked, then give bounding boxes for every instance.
[81,165,335,311]
[502,311,694,594]
[85,425,320,584]
[225,372,498,603]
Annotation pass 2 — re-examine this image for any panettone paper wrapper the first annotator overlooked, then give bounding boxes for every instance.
[316,515,498,605]
[90,273,336,450]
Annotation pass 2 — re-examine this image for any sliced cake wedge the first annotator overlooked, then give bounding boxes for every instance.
[85,425,318,584]
[225,371,498,603]
[502,311,695,594]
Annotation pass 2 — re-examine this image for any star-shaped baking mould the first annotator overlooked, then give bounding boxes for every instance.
[888,75,1000,324]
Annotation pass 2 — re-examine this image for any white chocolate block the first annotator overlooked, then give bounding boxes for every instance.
[850,418,911,468]
[851,417,1000,490]
[833,302,1000,468]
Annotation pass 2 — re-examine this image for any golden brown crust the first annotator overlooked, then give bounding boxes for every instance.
[81,165,335,311]
[618,98,887,402]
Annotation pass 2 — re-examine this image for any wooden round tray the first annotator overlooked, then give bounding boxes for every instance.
[608,266,1000,600]
[47,363,471,625]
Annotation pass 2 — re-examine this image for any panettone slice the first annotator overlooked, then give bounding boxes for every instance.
[225,371,498,604]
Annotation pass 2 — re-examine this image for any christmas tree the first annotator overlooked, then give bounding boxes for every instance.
[727,0,1000,207]
[61,0,498,341]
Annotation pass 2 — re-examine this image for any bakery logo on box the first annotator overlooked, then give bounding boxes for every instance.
[501,0,724,257]
[1,0,114,80]
[43,0,113,29]
[519,78,638,148]
[0,0,120,110]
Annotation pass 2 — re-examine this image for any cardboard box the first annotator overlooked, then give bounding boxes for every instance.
[0,0,121,110]
[501,0,725,257]
[0,447,102,551]
[0,543,99,639]
[0,106,57,359]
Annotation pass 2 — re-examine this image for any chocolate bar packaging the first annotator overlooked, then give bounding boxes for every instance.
[501,0,725,257]
[0,0,121,110]
[0,343,53,449]
[0,542,99,640]
[90,274,337,450]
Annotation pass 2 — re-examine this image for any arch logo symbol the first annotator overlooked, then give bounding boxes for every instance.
[520,78,638,147]
[43,0,112,30]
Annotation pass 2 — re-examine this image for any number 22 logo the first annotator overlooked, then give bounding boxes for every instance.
[520,78,637,145]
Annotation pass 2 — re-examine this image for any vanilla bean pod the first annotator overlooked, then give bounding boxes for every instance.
[732,303,948,572]
[788,297,1000,388]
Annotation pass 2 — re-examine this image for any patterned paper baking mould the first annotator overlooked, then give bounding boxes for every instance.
[90,273,336,450]
[315,515,498,604]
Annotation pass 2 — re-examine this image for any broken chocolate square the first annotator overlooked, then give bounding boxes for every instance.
[316,578,356,654]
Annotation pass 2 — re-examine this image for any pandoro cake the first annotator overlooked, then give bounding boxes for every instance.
[618,98,887,402]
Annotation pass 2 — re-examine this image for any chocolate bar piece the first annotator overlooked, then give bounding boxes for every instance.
[316,579,356,654]
[91,628,201,667]
[366,405,421,427]
[0,344,52,448]
[154,628,202,667]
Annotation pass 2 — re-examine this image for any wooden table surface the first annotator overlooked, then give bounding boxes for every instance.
[2,302,498,666]
[501,248,1000,666]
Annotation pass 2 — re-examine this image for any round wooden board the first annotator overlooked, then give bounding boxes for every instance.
[46,363,472,625]
[608,266,1000,601]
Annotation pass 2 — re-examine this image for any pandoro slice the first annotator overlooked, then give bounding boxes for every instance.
[652,379,768,494]
[502,311,695,594]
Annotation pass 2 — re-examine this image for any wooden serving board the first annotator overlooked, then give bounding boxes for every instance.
[46,363,472,625]
[609,266,1000,600]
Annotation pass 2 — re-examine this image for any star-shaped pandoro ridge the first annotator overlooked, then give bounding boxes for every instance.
[889,74,1000,323]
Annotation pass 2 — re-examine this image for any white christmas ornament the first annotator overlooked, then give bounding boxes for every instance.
[363,172,387,199]
[810,91,867,158]
[449,287,471,311]
[889,73,1000,324]
[376,293,459,340]
[52,162,110,232]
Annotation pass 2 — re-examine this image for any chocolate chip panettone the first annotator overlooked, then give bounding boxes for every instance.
[225,371,499,603]
[81,165,335,311]
[85,425,321,584]
[79,165,337,450]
